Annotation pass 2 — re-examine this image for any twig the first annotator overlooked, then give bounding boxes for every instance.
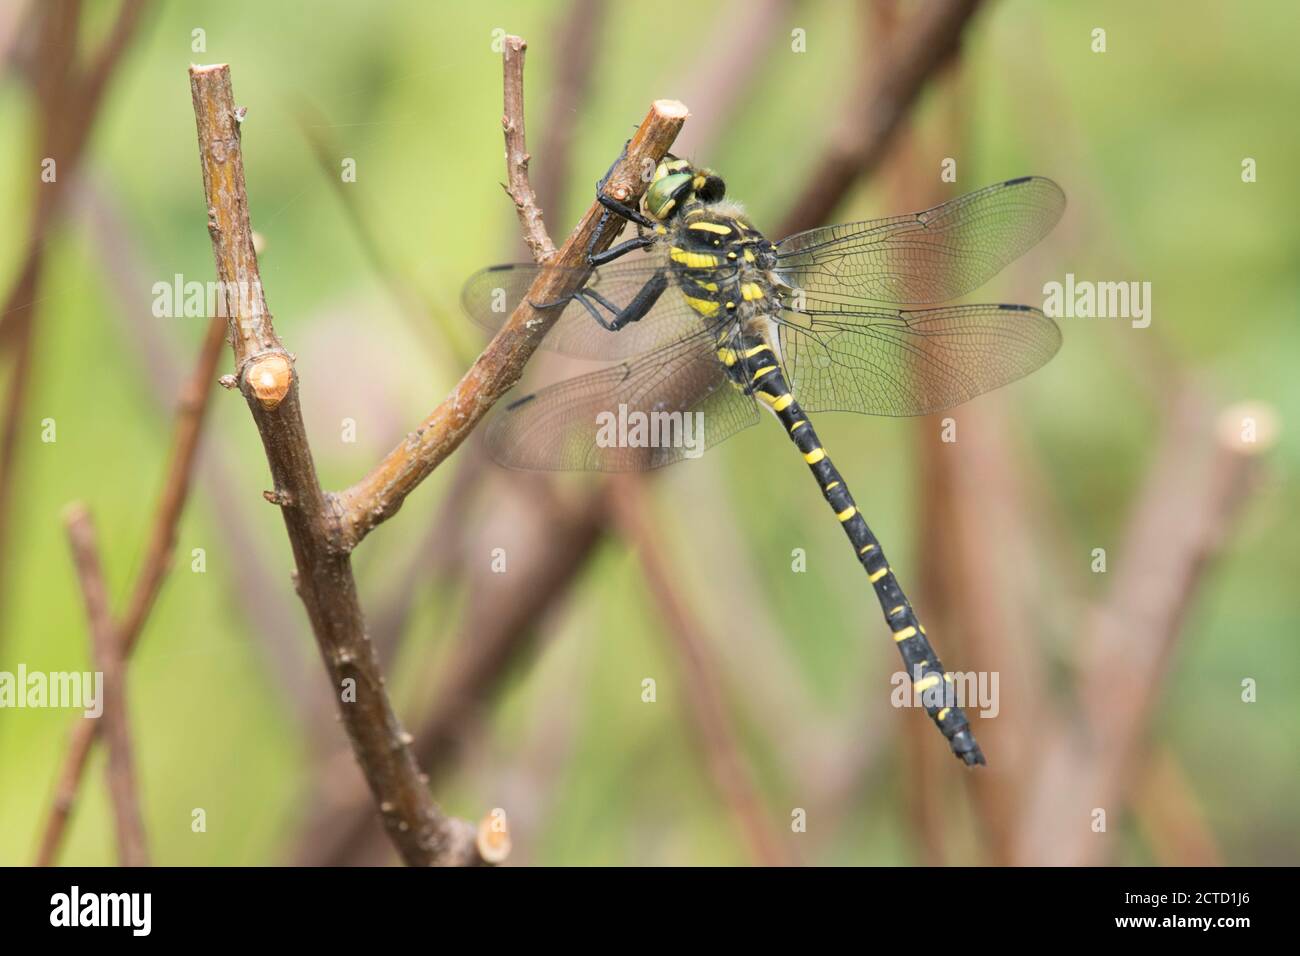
[1014,390,1272,865]
[63,505,150,867]
[1132,746,1223,866]
[0,0,147,632]
[189,63,490,867]
[533,0,606,218]
[296,487,609,865]
[778,0,983,236]
[612,475,793,867]
[34,313,228,865]
[333,97,688,549]
[74,177,325,732]
[501,35,556,263]
[295,103,466,375]
[667,0,794,161]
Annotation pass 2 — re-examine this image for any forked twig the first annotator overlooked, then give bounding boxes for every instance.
[63,506,150,867]
[333,97,688,549]
[188,52,683,864]
[35,314,226,866]
[501,35,557,263]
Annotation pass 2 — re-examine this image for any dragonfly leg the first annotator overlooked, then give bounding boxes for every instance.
[536,270,667,333]
[591,270,667,331]
[589,233,657,266]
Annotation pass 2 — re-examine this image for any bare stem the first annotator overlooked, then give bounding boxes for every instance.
[501,35,556,263]
[778,0,983,236]
[33,315,226,866]
[334,98,689,549]
[612,475,793,866]
[64,505,150,867]
[189,62,486,866]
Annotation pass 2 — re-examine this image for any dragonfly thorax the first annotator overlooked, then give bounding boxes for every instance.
[665,202,781,332]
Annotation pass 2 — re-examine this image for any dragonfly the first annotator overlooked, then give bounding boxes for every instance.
[462,158,1065,766]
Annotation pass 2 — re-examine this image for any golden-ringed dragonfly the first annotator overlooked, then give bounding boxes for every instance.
[462,156,1065,766]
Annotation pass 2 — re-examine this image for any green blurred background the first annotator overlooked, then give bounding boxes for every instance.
[1,0,1296,866]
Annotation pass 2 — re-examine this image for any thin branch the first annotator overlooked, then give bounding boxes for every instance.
[667,0,794,161]
[501,35,556,263]
[533,0,606,218]
[778,0,983,236]
[296,486,609,866]
[295,102,466,376]
[611,475,793,867]
[1014,390,1273,865]
[189,63,491,867]
[333,97,689,549]
[63,505,150,867]
[75,176,327,734]
[0,0,147,632]
[1132,746,1223,866]
[33,314,226,865]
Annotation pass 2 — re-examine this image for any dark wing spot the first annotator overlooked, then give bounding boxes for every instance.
[506,393,537,411]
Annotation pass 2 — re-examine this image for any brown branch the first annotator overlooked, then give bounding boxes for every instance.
[1014,390,1273,865]
[533,0,606,218]
[778,0,983,236]
[295,485,608,865]
[611,475,793,867]
[75,177,327,733]
[295,103,466,376]
[668,0,794,161]
[1132,746,1223,866]
[501,35,557,263]
[189,63,491,867]
[63,505,150,867]
[0,0,147,631]
[334,97,688,549]
[33,314,227,865]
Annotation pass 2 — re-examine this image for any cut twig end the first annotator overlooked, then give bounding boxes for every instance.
[476,811,512,864]
[651,98,691,120]
[245,353,293,410]
[1217,401,1279,455]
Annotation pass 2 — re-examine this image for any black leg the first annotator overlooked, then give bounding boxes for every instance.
[531,271,667,333]
[589,233,657,266]
[596,190,656,230]
[584,141,659,264]
[602,270,667,331]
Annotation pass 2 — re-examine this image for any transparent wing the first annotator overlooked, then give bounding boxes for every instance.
[484,331,760,471]
[775,301,1061,416]
[773,176,1065,306]
[461,256,736,360]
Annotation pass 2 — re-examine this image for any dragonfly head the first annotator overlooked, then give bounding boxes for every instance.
[644,157,726,221]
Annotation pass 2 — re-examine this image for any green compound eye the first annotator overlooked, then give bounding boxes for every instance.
[644,171,692,220]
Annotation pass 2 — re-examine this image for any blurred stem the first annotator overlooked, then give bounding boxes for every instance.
[611,475,794,866]
[34,314,225,866]
[63,505,150,867]
[0,0,148,644]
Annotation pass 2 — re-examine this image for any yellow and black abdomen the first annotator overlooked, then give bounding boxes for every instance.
[725,328,986,766]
